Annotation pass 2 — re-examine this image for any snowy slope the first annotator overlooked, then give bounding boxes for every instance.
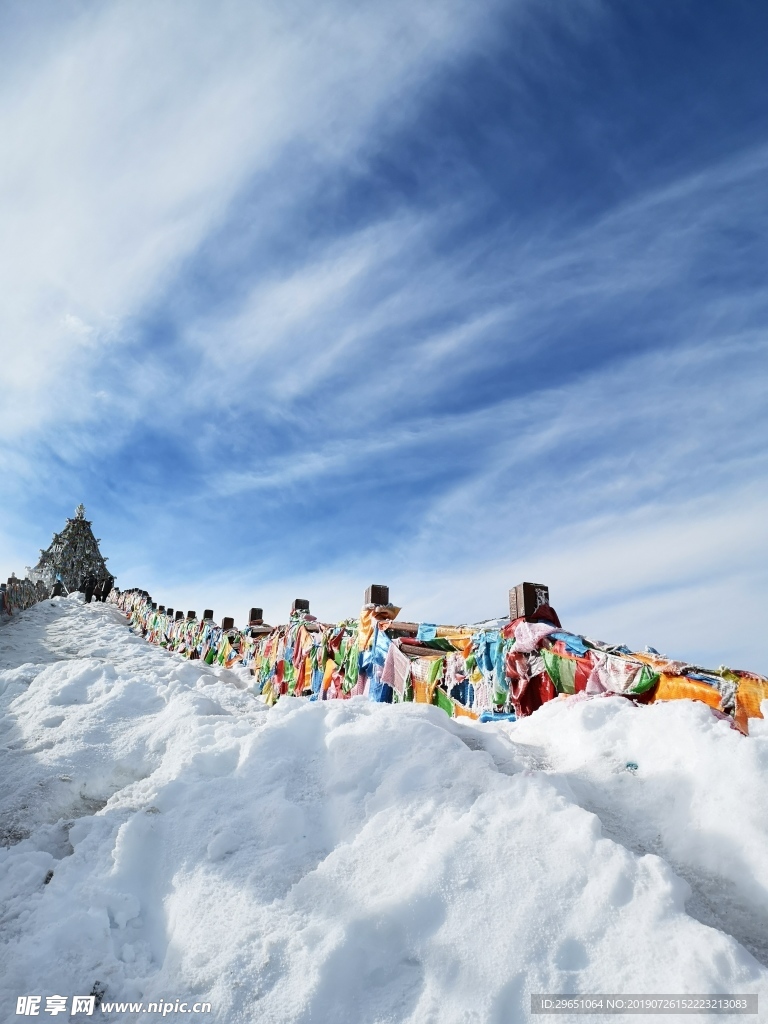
[1,595,767,1023]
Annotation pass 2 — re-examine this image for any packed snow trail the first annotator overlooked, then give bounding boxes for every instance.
[1,596,767,1023]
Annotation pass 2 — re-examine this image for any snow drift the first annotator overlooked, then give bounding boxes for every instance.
[1,595,767,1022]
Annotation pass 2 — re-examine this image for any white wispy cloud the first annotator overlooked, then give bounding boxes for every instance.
[0,0,506,434]
[151,133,768,437]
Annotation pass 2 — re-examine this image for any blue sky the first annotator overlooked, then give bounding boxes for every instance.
[1,0,767,670]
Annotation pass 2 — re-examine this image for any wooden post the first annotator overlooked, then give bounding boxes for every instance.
[509,582,550,621]
[364,584,389,606]
[203,609,214,621]
[175,610,183,621]
[186,611,196,619]
[222,616,235,630]
[291,598,310,615]
[166,608,174,618]
[249,607,263,624]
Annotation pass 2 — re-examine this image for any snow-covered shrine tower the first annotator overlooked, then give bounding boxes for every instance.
[30,504,112,592]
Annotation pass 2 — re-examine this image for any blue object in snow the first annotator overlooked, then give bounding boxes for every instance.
[479,711,517,723]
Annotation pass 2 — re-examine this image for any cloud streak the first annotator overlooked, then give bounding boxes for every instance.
[0,0,506,431]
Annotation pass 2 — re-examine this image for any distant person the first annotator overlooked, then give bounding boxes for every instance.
[83,574,97,604]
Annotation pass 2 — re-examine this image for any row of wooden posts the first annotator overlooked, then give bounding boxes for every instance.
[122,581,552,632]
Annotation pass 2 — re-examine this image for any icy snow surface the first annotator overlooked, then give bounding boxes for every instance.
[1,595,767,1023]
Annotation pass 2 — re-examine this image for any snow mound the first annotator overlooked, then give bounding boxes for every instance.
[1,596,767,1022]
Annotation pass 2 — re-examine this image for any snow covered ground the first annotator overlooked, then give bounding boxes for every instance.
[1,595,767,1023]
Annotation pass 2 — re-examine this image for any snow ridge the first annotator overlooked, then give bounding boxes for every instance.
[1,596,767,1023]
